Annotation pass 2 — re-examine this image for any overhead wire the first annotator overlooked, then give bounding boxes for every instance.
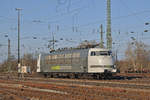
[1,1,150,51]
[118,0,143,22]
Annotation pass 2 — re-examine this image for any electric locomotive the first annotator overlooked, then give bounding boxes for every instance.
[37,48,117,79]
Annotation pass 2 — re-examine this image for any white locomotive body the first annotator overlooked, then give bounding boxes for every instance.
[37,48,117,79]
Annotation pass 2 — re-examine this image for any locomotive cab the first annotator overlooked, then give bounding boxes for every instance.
[88,48,117,73]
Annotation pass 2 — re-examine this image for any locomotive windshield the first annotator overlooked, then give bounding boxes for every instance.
[91,51,112,56]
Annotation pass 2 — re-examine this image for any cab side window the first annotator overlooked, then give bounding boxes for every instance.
[91,51,96,56]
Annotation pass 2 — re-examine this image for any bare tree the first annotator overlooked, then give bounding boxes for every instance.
[0,53,37,73]
[22,53,37,73]
[124,41,150,73]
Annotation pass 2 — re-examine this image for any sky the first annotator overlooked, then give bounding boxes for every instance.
[0,0,150,62]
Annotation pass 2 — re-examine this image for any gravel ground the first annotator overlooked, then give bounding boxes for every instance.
[0,73,150,100]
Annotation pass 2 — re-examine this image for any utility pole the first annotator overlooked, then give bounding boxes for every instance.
[100,24,104,48]
[8,38,11,72]
[106,0,112,49]
[48,24,55,51]
[16,8,22,77]
[52,33,55,50]
[8,38,10,61]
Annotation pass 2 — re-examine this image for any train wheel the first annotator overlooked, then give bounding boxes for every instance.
[107,73,112,79]
[69,73,75,79]
[44,74,48,78]
[75,74,79,79]
[93,74,101,80]
[50,74,53,78]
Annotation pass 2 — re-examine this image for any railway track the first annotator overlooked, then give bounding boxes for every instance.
[0,78,149,100]
[19,77,150,91]
[1,74,150,91]
[0,74,150,100]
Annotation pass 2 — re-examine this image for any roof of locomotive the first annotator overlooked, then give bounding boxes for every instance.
[40,48,111,56]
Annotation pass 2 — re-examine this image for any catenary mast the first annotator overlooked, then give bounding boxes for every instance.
[106,0,112,49]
